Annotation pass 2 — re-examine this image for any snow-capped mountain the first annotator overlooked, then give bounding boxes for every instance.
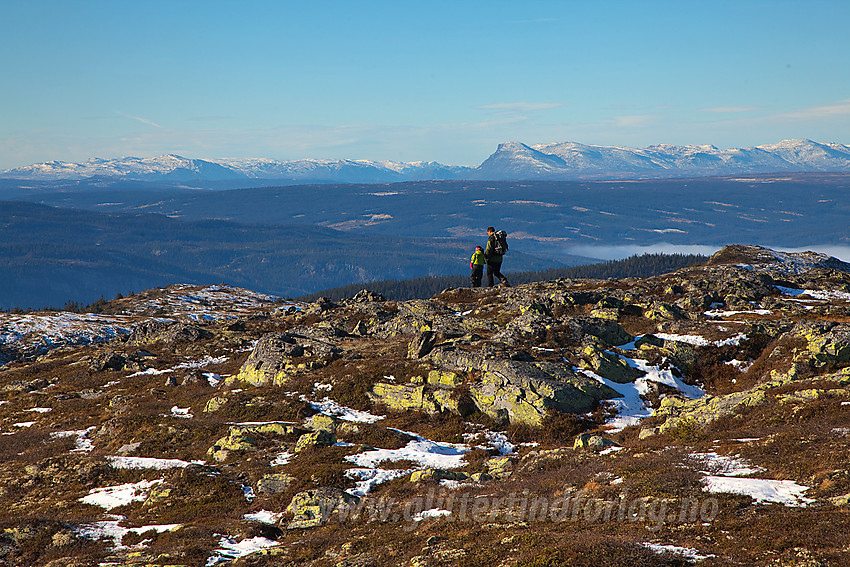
[2,139,849,183]
[1,155,246,181]
[472,139,850,179]
[0,155,472,183]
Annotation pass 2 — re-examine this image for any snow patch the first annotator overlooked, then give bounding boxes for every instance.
[642,543,715,561]
[107,456,205,469]
[412,508,452,522]
[702,476,814,506]
[75,515,180,550]
[306,396,385,423]
[206,535,281,566]
[80,479,163,510]
[243,510,284,524]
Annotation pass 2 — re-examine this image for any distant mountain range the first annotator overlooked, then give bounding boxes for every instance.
[3,139,850,183]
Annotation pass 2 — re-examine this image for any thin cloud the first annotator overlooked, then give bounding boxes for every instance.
[117,112,163,128]
[777,99,850,119]
[612,114,653,127]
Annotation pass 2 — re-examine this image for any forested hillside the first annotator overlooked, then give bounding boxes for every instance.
[299,253,709,301]
[0,202,573,310]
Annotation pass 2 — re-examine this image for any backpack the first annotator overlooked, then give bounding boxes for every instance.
[493,230,508,255]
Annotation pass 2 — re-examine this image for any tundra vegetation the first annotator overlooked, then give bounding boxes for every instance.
[1,245,850,566]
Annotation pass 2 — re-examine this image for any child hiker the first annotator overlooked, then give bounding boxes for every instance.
[470,246,485,287]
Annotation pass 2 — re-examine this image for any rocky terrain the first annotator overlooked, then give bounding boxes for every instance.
[2,245,850,566]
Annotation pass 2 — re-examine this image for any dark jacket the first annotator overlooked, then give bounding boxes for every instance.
[484,233,502,263]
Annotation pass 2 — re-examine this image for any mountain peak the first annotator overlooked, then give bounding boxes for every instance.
[3,139,850,183]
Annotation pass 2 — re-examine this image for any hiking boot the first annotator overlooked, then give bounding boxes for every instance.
[501,280,511,288]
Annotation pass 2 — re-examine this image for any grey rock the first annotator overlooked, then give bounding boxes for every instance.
[287,487,358,529]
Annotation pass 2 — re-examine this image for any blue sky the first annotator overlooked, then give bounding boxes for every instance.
[2,0,849,169]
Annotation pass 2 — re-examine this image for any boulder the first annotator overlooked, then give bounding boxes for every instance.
[484,456,513,478]
[231,331,343,387]
[469,361,620,425]
[207,430,257,462]
[408,331,437,359]
[426,370,463,388]
[797,322,850,365]
[495,309,557,343]
[257,473,296,495]
[295,430,336,452]
[88,351,127,372]
[428,346,621,425]
[233,333,302,386]
[564,317,633,347]
[589,307,620,321]
[203,396,228,413]
[652,370,796,436]
[378,300,465,338]
[368,382,461,415]
[409,469,468,483]
[573,433,620,452]
[129,320,211,345]
[347,289,386,303]
[644,302,688,321]
[580,345,646,384]
[304,414,337,433]
[287,487,358,529]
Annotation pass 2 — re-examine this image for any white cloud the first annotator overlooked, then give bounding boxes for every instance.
[117,112,162,128]
[612,114,654,127]
[776,99,850,119]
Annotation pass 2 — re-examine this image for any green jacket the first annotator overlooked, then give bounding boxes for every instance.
[470,249,485,267]
[484,234,502,263]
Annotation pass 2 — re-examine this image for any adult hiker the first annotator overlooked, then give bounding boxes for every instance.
[469,245,485,287]
[484,226,510,287]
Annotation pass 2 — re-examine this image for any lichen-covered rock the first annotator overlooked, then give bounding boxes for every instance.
[426,370,463,388]
[797,322,850,365]
[468,472,493,482]
[564,317,633,347]
[469,361,620,425]
[346,289,386,304]
[652,370,796,436]
[304,413,337,433]
[589,307,620,321]
[207,429,257,462]
[580,345,645,384]
[88,351,127,372]
[286,487,358,529]
[203,396,228,413]
[644,302,688,321]
[232,332,303,386]
[368,382,461,415]
[231,330,342,387]
[408,331,437,359]
[128,319,212,345]
[304,297,337,315]
[573,433,620,452]
[257,473,296,494]
[409,469,468,483]
[484,456,513,478]
[427,346,620,425]
[295,429,336,452]
[778,388,850,405]
[378,300,466,338]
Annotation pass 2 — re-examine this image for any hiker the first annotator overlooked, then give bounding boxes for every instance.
[484,226,510,287]
[469,246,485,287]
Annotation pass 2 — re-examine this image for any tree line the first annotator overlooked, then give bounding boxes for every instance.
[298,252,709,302]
